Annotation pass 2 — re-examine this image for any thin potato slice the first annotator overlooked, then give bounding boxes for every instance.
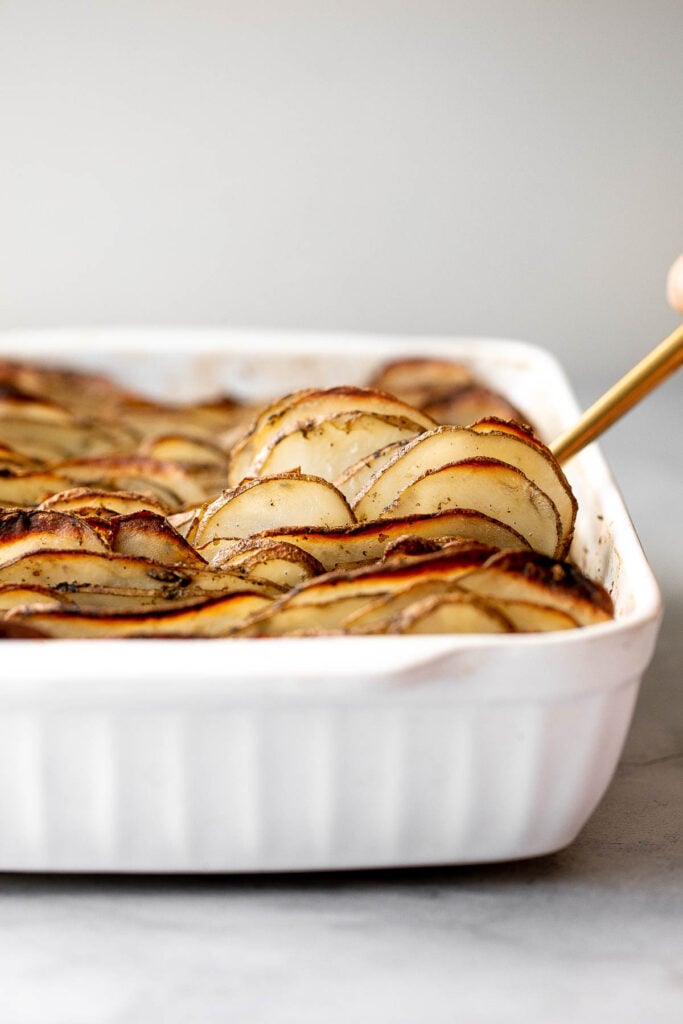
[0,416,132,462]
[227,388,318,482]
[256,412,425,482]
[0,510,110,566]
[139,433,230,467]
[368,358,474,407]
[421,384,526,428]
[242,546,494,636]
[26,585,266,612]
[459,550,613,626]
[352,425,575,554]
[0,361,138,417]
[333,439,412,502]
[51,455,206,508]
[469,417,542,442]
[0,442,41,472]
[200,509,529,572]
[379,459,561,558]
[0,387,74,423]
[0,583,76,610]
[192,474,356,546]
[0,550,196,592]
[40,487,172,517]
[343,578,462,632]
[388,592,513,634]
[120,397,247,442]
[228,387,437,486]
[7,592,272,638]
[242,594,379,636]
[0,471,78,508]
[167,507,198,539]
[488,599,578,632]
[109,512,209,567]
[212,538,325,589]
[0,550,280,605]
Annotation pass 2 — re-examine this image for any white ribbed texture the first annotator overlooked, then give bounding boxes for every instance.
[0,680,641,871]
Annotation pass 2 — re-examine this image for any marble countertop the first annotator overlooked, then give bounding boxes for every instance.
[0,386,681,1024]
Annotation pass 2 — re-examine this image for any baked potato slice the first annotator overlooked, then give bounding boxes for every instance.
[6,591,272,638]
[51,455,206,508]
[0,583,76,610]
[378,459,561,558]
[40,487,172,517]
[459,550,613,626]
[486,599,579,631]
[139,433,230,467]
[0,549,196,592]
[241,545,493,635]
[256,411,425,482]
[211,538,325,589]
[387,592,513,634]
[333,439,411,502]
[0,415,134,461]
[367,358,473,407]
[205,509,529,572]
[421,384,526,428]
[228,386,436,485]
[0,471,79,508]
[109,511,209,567]
[192,474,356,546]
[342,577,462,632]
[0,510,110,566]
[352,424,575,554]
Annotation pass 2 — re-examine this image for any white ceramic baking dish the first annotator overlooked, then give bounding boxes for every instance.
[0,329,662,872]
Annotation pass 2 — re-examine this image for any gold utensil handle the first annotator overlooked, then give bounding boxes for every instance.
[550,322,683,463]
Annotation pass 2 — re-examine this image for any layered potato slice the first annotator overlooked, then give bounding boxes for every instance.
[7,592,273,638]
[0,549,278,599]
[242,545,494,636]
[379,459,561,558]
[48,455,206,509]
[368,357,528,428]
[192,474,356,546]
[117,395,252,443]
[39,487,172,517]
[0,442,41,473]
[333,439,410,502]
[0,414,135,462]
[456,549,613,627]
[388,592,514,635]
[368,358,474,408]
[352,424,575,557]
[209,509,530,572]
[0,360,138,418]
[0,471,83,508]
[108,511,209,567]
[0,583,76,610]
[139,433,230,468]
[255,412,425,481]
[227,386,437,486]
[421,385,525,428]
[0,510,110,566]
[211,538,325,589]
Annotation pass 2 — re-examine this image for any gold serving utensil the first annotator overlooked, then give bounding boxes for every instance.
[551,257,683,463]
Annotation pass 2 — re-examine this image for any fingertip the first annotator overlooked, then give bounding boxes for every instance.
[666,253,683,314]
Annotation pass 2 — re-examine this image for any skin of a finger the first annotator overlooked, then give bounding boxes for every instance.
[666,254,683,314]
